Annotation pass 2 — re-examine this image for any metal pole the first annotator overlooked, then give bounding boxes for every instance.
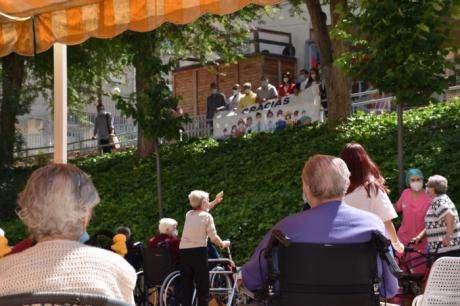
[154,138,164,218]
[53,43,67,164]
[397,102,404,194]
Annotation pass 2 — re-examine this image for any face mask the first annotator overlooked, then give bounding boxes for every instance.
[261,81,268,87]
[244,89,251,94]
[211,89,218,94]
[232,89,238,96]
[410,181,423,192]
[172,229,178,237]
[283,78,289,83]
[98,109,104,115]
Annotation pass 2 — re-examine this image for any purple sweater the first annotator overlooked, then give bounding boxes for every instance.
[241,200,398,298]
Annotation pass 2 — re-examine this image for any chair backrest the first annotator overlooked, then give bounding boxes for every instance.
[0,292,131,306]
[277,241,380,306]
[419,256,460,306]
[143,245,174,287]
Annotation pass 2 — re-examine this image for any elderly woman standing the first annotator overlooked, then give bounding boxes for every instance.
[0,163,136,304]
[412,175,460,259]
[395,168,432,274]
[179,190,230,306]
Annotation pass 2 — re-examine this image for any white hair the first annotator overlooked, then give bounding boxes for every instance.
[188,190,209,209]
[426,175,448,195]
[302,155,351,200]
[17,163,100,241]
[159,218,178,234]
[0,228,4,237]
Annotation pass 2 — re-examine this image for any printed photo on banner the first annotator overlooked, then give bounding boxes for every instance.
[213,92,322,139]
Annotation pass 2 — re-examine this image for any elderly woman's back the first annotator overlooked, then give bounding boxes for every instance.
[0,239,135,301]
[0,163,136,304]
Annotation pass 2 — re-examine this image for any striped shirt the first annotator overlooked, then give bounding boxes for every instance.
[425,194,460,254]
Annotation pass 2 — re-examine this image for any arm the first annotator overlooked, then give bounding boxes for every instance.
[442,211,456,246]
[206,214,230,249]
[109,113,115,134]
[208,191,223,210]
[384,220,404,253]
[412,228,426,244]
[241,230,272,291]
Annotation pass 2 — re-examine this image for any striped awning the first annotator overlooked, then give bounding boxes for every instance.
[0,0,282,57]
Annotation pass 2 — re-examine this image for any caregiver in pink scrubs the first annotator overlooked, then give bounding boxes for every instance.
[395,168,431,274]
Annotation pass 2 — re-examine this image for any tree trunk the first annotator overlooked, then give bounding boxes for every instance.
[0,54,25,168]
[133,50,155,158]
[305,0,351,129]
[397,102,404,194]
[153,138,164,219]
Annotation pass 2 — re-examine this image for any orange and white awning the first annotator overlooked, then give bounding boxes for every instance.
[0,0,281,57]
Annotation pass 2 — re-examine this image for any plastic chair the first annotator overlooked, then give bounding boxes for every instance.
[0,292,131,306]
[412,256,460,306]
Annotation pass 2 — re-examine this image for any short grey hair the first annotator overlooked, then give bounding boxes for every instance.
[302,155,351,200]
[426,175,448,195]
[188,190,209,209]
[18,163,100,241]
[159,218,178,234]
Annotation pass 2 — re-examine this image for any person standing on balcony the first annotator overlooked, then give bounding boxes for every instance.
[278,72,296,98]
[92,104,114,155]
[206,82,227,132]
[227,84,243,111]
[256,76,278,103]
[297,69,311,92]
[239,83,257,109]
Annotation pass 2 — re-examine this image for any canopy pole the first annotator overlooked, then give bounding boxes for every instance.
[53,43,67,163]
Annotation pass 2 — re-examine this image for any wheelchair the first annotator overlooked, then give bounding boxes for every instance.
[239,229,403,306]
[137,243,239,306]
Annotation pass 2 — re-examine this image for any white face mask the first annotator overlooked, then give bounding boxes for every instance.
[261,80,268,87]
[283,78,289,83]
[232,89,238,96]
[211,88,218,94]
[244,89,251,94]
[172,229,178,237]
[410,181,423,192]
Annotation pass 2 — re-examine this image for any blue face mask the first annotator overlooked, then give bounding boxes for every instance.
[211,89,218,94]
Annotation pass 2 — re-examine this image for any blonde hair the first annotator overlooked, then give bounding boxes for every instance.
[188,190,209,209]
[302,155,351,200]
[17,163,100,241]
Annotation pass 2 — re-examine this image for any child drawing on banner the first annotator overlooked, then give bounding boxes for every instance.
[293,110,300,126]
[236,119,246,137]
[298,110,312,126]
[286,112,296,127]
[231,125,238,137]
[275,109,287,131]
[254,112,264,133]
[245,116,253,134]
[266,110,275,132]
[222,128,231,140]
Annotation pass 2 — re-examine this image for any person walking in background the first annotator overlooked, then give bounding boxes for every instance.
[227,84,243,111]
[340,143,405,254]
[256,76,278,103]
[412,175,460,260]
[239,83,257,109]
[278,72,296,98]
[179,190,230,306]
[206,82,227,131]
[92,104,114,155]
[394,168,431,274]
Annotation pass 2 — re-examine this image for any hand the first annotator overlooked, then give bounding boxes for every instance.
[442,236,452,247]
[392,240,405,254]
[410,235,422,245]
[221,240,231,248]
[214,191,224,205]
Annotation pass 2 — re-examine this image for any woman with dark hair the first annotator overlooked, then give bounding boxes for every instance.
[278,72,296,97]
[340,143,404,253]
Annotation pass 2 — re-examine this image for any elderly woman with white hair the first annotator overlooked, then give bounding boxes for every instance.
[148,218,180,265]
[0,163,136,304]
[179,190,230,306]
[412,175,460,259]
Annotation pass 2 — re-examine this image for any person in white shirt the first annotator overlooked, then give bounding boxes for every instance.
[227,84,243,111]
[0,163,136,304]
[179,190,230,306]
[340,143,405,253]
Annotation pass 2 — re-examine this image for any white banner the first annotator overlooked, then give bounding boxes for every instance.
[213,90,322,139]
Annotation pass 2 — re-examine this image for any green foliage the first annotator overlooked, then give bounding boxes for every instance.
[334,0,459,105]
[3,101,460,264]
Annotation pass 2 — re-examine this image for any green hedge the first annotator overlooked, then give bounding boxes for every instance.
[1,100,460,264]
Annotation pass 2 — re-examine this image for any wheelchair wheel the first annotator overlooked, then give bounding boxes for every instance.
[209,266,234,305]
[159,271,182,306]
